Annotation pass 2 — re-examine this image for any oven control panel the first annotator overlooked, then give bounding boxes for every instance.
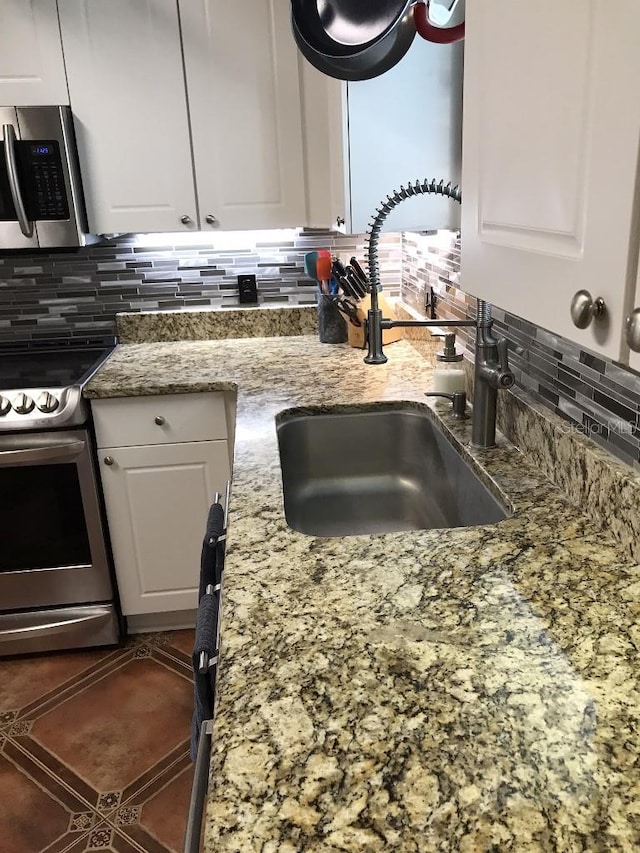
[0,388,85,430]
[5,391,60,415]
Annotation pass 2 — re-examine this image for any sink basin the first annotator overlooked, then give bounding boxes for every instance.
[277,405,510,537]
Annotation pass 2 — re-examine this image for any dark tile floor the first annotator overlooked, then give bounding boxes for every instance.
[0,631,196,853]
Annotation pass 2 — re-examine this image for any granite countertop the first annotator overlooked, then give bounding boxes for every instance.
[85,336,640,852]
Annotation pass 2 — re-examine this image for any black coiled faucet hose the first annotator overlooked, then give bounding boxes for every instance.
[366,179,462,294]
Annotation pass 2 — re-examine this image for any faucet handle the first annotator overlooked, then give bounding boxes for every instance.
[496,338,515,388]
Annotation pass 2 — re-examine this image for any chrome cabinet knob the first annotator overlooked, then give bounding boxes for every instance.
[570,290,606,329]
[104,456,115,466]
[626,308,640,353]
[205,214,218,226]
[0,396,10,416]
[12,393,34,415]
[180,215,193,225]
[36,391,59,413]
[154,415,166,426]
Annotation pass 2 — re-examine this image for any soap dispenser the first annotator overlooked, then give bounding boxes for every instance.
[433,334,466,394]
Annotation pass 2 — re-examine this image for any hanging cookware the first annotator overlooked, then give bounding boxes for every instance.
[414,0,465,44]
[291,0,417,82]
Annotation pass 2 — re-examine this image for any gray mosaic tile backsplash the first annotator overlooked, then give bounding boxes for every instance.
[7,219,639,469]
[0,229,401,342]
[402,230,640,470]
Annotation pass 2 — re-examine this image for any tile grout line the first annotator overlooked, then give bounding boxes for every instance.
[11,645,138,723]
[2,735,106,853]
[6,733,105,819]
[6,727,192,853]
[4,648,193,811]
[13,648,141,725]
[1,633,195,853]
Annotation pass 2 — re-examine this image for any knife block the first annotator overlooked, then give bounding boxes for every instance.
[344,294,404,349]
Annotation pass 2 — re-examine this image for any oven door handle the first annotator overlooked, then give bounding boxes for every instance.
[2,123,34,238]
[0,440,85,466]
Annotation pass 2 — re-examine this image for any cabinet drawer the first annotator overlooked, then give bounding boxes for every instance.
[92,393,227,448]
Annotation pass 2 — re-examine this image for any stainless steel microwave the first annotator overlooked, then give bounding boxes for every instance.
[0,105,97,249]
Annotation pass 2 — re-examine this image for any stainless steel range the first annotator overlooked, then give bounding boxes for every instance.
[0,337,121,655]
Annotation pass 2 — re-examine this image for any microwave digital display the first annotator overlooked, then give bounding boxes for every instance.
[31,145,52,156]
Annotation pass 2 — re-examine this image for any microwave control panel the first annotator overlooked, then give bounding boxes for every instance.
[0,140,71,222]
[22,141,70,221]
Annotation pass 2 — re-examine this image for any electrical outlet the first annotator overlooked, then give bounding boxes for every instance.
[238,274,258,304]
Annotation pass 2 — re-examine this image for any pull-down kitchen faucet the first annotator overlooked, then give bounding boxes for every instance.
[363,179,515,448]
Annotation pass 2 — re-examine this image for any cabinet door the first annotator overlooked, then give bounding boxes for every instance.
[0,0,69,106]
[461,0,640,361]
[99,441,230,616]
[180,0,306,230]
[627,269,640,373]
[299,63,350,232]
[58,0,197,234]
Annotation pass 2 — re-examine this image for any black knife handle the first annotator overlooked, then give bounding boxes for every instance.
[332,259,347,279]
[350,257,370,290]
[337,274,357,300]
[345,267,367,299]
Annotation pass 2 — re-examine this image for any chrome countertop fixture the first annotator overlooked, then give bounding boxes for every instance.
[424,390,468,419]
[363,178,515,448]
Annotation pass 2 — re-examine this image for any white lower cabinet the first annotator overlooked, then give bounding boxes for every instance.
[92,393,232,620]
[99,440,230,616]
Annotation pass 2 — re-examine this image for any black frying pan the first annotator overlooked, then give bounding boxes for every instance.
[291,0,416,82]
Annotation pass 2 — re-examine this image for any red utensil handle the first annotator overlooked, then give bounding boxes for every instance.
[414,1,465,44]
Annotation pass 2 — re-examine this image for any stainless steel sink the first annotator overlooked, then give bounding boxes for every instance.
[277,406,510,537]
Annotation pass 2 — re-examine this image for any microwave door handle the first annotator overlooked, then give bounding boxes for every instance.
[0,441,85,466]
[2,123,34,238]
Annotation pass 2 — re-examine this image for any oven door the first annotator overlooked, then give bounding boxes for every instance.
[0,429,113,611]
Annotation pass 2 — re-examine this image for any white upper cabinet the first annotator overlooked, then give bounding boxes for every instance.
[57,0,305,233]
[460,0,640,361]
[0,0,69,106]
[627,264,640,373]
[180,0,306,230]
[301,37,463,234]
[57,0,198,234]
[299,60,350,233]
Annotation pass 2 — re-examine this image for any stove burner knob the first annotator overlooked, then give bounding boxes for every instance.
[12,393,35,415]
[0,396,10,416]
[36,391,59,414]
